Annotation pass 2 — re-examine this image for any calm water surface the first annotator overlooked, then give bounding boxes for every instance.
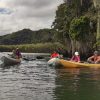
[0,53,100,100]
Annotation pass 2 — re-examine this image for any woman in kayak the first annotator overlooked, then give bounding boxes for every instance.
[51,51,59,58]
[15,48,22,59]
[71,52,80,62]
[87,51,100,64]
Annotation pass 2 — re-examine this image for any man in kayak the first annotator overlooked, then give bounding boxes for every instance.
[87,51,100,64]
[51,51,59,58]
[16,48,22,59]
[71,52,80,62]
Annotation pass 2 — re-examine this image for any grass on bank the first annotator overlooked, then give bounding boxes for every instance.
[0,42,67,53]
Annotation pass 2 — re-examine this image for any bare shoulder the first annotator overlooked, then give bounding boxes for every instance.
[88,56,94,60]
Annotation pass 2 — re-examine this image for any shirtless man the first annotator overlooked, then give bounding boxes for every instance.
[87,51,100,64]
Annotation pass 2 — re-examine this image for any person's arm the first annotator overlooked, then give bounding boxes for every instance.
[88,56,94,61]
[95,57,100,64]
[87,56,94,63]
[71,56,74,61]
[77,56,80,62]
[51,53,54,58]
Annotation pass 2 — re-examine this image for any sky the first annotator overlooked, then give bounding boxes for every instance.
[0,0,63,35]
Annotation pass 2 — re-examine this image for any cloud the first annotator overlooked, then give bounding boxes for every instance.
[6,0,57,9]
[0,0,63,35]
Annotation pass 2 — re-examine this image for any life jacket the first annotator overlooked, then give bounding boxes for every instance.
[51,53,59,58]
[71,55,80,62]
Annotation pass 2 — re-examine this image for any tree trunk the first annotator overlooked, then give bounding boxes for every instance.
[70,39,94,57]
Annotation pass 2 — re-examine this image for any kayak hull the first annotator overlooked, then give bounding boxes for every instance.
[1,56,21,66]
[59,59,100,68]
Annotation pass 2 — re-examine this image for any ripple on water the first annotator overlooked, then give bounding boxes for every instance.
[1,55,100,100]
[0,59,56,100]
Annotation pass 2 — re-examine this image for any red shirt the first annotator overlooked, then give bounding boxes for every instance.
[51,53,59,58]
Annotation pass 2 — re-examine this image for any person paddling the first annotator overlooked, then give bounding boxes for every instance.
[15,48,22,59]
[51,51,59,58]
[71,52,80,62]
[87,51,100,64]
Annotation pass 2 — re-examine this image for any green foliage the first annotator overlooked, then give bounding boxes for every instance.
[52,0,98,54]
[69,16,90,41]
[52,3,76,42]
[52,1,96,42]
[94,39,100,49]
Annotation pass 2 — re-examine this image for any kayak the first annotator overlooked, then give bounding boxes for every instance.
[59,59,100,68]
[48,58,100,68]
[1,56,21,66]
[47,58,60,66]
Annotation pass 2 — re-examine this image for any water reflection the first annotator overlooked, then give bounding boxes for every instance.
[55,68,100,100]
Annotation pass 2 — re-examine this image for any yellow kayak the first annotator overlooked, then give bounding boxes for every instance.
[59,59,100,68]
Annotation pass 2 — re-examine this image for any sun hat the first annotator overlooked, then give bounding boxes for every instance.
[75,52,79,56]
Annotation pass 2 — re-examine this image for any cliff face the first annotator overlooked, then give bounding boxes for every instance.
[63,0,72,4]
[53,0,97,56]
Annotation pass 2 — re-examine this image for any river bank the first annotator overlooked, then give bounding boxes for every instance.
[0,42,67,53]
[0,42,97,60]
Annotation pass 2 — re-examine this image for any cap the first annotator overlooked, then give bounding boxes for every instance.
[75,52,79,56]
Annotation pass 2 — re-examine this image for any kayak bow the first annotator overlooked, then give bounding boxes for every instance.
[1,56,21,66]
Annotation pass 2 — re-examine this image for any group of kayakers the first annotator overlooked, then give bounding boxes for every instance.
[11,48,22,59]
[51,50,100,64]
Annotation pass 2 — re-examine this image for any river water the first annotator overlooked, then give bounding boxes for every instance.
[0,53,100,100]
